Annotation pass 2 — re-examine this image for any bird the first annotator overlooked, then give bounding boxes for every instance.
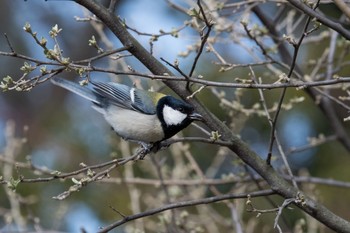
[51,77,203,150]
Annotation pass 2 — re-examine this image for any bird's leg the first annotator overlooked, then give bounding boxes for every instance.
[138,142,163,159]
[138,142,153,159]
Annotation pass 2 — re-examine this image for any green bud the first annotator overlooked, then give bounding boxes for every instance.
[40,66,47,74]
[50,170,61,176]
[71,177,81,185]
[188,8,199,17]
[170,28,179,38]
[150,35,158,42]
[77,68,86,77]
[20,62,35,73]
[88,35,97,47]
[7,177,20,191]
[61,57,70,65]
[210,131,221,141]
[40,37,47,46]
[0,81,8,91]
[49,24,62,38]
[23,22,32,33]
[3,75,13,84]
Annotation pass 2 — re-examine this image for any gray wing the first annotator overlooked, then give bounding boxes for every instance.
[91,81,157,115]
[51,77,100,105]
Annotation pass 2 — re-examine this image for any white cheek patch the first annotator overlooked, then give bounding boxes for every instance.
[163,105,187,126]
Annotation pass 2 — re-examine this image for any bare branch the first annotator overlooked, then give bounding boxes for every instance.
[71,1,350,231]
[98,190,275,232]
[100,175,350,189]
[287,0,350,39]
[74,46,131,64]
[108,0,118,12]
[188,0,213,79]
[266,0,321,165]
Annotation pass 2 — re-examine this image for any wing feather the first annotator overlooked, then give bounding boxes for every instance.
[91,81,165,115]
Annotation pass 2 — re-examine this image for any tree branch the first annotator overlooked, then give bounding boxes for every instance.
[287,0,350,40]
[98,189,275,232]
[266,0,320,165]
[253,4,350,153]
[73,1,350,232]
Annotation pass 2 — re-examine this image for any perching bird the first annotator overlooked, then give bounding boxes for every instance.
[51,77,202,148]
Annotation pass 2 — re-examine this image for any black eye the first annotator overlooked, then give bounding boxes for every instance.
[178,107,184,112]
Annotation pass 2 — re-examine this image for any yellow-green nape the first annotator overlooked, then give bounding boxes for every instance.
[149,91,167,106]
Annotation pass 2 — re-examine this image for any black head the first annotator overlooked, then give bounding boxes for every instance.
[156,96,202,140]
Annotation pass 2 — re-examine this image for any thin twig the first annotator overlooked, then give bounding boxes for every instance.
[4,33,15,53]
[160,57,190,79]
[150,155,178,232]
[74,46,131,64]
[108,0,118,12]
[98,189,275,232]
[266,0,321,165]
[287,0,350,40]
[250,68,298,189]
[20,148,146,183]
[3,47,350,90]
[188,0,213,79]
[99,175,350,189]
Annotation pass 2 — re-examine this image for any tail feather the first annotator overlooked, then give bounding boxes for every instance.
[51,77,99,104]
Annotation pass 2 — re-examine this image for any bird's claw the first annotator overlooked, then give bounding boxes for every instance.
[137,142,162,159]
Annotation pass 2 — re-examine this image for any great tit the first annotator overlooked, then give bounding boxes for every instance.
[51,77,203,146]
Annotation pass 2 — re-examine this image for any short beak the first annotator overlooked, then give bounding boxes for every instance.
[189,112,203,121]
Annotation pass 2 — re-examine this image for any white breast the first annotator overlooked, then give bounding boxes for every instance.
[94,105,165,143]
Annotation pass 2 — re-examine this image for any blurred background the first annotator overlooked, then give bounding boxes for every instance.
[1,0,350,232]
